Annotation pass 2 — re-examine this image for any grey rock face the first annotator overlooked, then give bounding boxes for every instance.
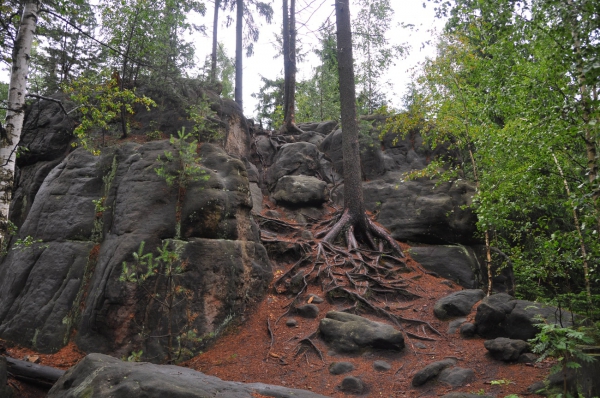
[272,175,328,206]
[319,311,404,353]
[412,358,457,387]
[0,141,272,360]
[47,353,328,398]
[434,289,485,320]
[484,337,529,362]
[329,362,354,375]
[475,293,575,340]
[409,246,480,289]
[362,176,477,245]
[266,142,322,189]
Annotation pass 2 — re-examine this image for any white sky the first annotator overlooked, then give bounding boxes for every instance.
[2,0,445,118]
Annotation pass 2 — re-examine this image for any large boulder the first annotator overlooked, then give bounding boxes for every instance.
[434,289,485,320]
[475,293,575,340]
[272,175,328,206]
[319,311,404,353]
[47,353,328,398]
[0,141,271,361]
[484,337,529,362]
[320,129,386,180]
[409,246,480,288]
[412,358,456,387]
[360,174,477,244]
[266,142,323,189]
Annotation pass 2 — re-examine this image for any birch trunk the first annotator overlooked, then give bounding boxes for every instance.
[1,1,39,241]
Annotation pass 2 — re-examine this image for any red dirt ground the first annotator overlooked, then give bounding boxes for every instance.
[0,201,553,397]
[181,248,552,397]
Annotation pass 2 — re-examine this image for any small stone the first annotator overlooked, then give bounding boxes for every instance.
[285,318,298,327]
[517,353,538,364]
[329,362,354,375]
[415,342,427,349]
[373,360,391,371]
[264,210,281,219]
[301,230,314,240]
[295,304,319,318]
[448,317,467,334]
[441,280,453,287]
[340,376,364,393]
[484,337,529,362]
[307,294,324,304]
[438,367,474,387]
[459,323,476,338]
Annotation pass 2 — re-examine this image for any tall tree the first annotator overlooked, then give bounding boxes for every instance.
[232,0,273,111]
[280,0,303,133]
[1,1,39,242]
[353,0,403,114]
[323,0,402,256]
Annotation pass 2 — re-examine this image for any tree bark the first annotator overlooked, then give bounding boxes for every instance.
[323,0,403,257]
[234,0,243,110]
[282,0,290,122]
[211,0,221,82]
[1,1,39,242]
[4,356,65,388]
[335,0,365,226]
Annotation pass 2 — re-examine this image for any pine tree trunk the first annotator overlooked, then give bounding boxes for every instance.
[282,0,290,123]
[1,1,39,241]
[285,0,297,130]
[335,0,366,227]
[211,0,221,82]
[234,0,243,110]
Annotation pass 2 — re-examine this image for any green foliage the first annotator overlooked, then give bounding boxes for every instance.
[200,42,235,99]
[295,24,340,123]
[12,236,48,251]
[92,198,107,213]
[126,350,143,362]
[530,319,596,397]
[252,76,285,128]
[399,0,600,308]
[188,95,222,143]
[99,0,206,84]
[155,128,207,189]
[353,0,405,114]
[66,70,156,152]
[0,82,8,121]
[120,240,199,362]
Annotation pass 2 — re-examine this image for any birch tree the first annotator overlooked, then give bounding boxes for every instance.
[1,1,39,242]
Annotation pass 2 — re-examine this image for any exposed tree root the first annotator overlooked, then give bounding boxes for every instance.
[294,332,324,362]
[262,205,444,359]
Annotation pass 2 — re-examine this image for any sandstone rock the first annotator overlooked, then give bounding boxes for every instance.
[475,293,575,340]
[460,323,476,338]
[272,175,328,206]
[340,376,364,394]
[266,142,322,189]
[0,142,271,360]
[409,246,480,289]
[484,337,529,362]
[47,353,328,398]
[437,367,474,387]
[373,360,391,371]
[319,311,404,353]
[412,358,457,387]
[295,304,320,319]
[434,289,485,320]
[448,318,468,334]
[329,362,354,375]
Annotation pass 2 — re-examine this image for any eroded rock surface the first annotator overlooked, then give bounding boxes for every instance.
[47,353,328,398]
[0,140,271,361]
[319,311,404,353]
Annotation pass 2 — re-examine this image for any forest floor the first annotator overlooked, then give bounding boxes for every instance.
[1,199,554,398]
